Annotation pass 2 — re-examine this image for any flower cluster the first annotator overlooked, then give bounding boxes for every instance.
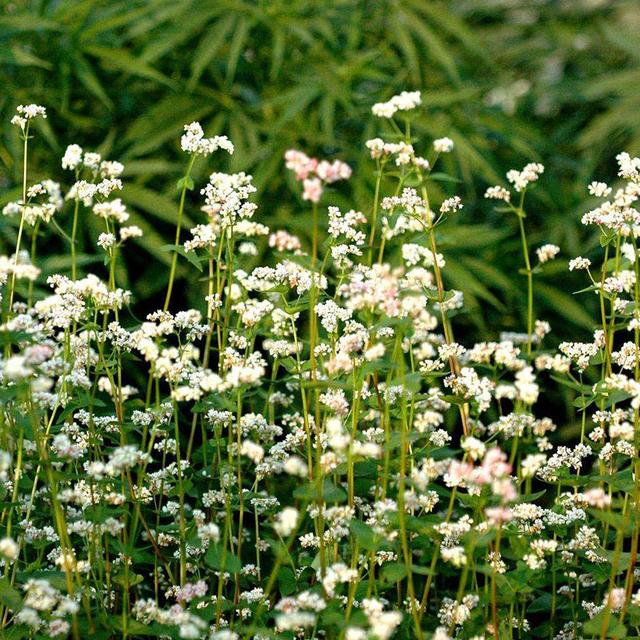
[284,149,351,202]
[1,98,640,640]
[372,90,422,118]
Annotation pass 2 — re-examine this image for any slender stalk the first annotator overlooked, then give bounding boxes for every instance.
[418,173,471,436]
[27,220,40,306]
[397,343,423,639]
[368,161,385,265]
[311,201,319,267]
[70,196,80,280]
[164,154,196,311]
[7,122,31,316]
[516,203,534,356]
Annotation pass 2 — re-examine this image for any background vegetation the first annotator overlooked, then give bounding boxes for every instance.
[1,0,640,339]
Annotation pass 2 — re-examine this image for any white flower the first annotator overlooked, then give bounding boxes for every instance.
[433,137,454,153]
[17,104,47,119]
[588,181,611,198]
[62,144,83,170]
[0,537,19,561]
[93,199,129,224]
[506,162,544,192]
[181,121,234,156]
[12,104,46,130]
[461,437,486,461]
[441,545,467,567]
[97,233,116,250]
[536,244,560,264]
[485,185,511,202]
[283,455,308,477]
[371,90,421,118]
[569,257,591,271]
[440,196,463,214]
[240,440,264,464]
[321,562,358,597]
[120,226,144,241]
[197,523,220,543]
[274,507,298,537]
[616,152,640,181]
[3,356,32,379]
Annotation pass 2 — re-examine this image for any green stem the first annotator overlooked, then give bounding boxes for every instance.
[7,122,30,316]
[71,196,80,280]
[516,195,533,356]
[164,154,196,311]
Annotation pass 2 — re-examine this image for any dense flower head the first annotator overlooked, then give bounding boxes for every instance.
[284,149,351,202]
[536,243,560,263]
[181,121,234,156]
[371,90,422,118]
[2,180,63,226]
[11,104,46,130]
[433,137,455,153]
[506,162,545,192]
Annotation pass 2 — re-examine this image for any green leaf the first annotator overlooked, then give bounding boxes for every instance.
[83,45,175,87]
[588,509,633,534]
[0,15,60,31]
[225,17,252,86]
[536,283,595,330]
[527,593,552,613]
[350,520,383,552]
[176,176,195,192]
[583,609,627,638]
[381,562,407,583]
[73,53,114,109]
[0,577,22,610]
[205,544,242,573]
[189,15,236,89]
[161,244,203,272]
[293,480,347,503]
[108,615,168,636]
[428,172,463,183]
[277,566,297,597]
[269,85,321,130]
[122,184,191,226]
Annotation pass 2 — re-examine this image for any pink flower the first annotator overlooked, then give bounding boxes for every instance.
[485,506,513,525]
[445,460,474,487]
[469,448,515,501]
[284,149,317,180]
[317,159,352,183]
[583,488,611,509]
[175,579,208,603]
[605,587,626,612]
[285,150,351,187]
[303,177,323,203]
[491,478,517,502]
[480,448,512,480]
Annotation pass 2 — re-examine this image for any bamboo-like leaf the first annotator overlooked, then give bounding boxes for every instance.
[189,15,236,89]
[536,282,594,330]
[73,53,113,109]
[270,27,286,80]
[225,16,252,86]
[83,45,175,87]
[9,45,54,70]
[269,84,322,130]
[405,8,461,84]
[122,184,192,227]
[0,15,60,31]
[389,10,421,85]
[445,261,506,312]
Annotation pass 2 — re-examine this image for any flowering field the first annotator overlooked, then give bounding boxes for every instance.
[1,89,640,640]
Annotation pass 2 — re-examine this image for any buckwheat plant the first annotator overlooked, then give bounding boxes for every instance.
[1,94,640,640]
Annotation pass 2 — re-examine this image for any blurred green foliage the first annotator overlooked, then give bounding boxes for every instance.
[1,0,639,340]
